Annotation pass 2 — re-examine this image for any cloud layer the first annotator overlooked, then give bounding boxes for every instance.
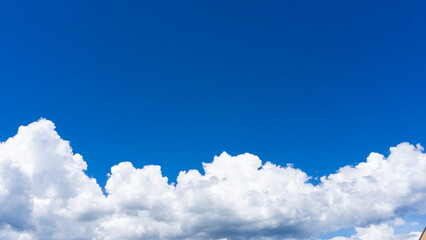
[0,119,425,239]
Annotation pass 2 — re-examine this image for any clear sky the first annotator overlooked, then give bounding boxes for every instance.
[1,0,426,189]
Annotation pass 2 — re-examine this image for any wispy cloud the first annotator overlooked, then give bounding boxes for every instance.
[0,119,424,239]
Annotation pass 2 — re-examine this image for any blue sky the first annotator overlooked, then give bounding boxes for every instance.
[1,1,426,184]
[2,0,425,186]
[1,1,426,239]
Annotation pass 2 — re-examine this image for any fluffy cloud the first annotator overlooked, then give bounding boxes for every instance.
[327,223,421,240]
[0,119,424,239]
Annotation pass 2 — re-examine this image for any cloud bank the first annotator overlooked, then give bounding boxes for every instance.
[0,119,424,239]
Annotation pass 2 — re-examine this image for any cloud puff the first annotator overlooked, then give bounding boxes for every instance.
[327,223,421,240]
[0,119,424,239]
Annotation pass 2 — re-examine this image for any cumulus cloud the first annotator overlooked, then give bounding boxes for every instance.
[327,223,421,240]
[0,119,425,239]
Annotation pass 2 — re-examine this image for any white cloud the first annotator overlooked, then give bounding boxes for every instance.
[326,223,421,240]
[0,119,425,239]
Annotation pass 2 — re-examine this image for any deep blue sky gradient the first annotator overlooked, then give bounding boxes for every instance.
[1,0,426,188]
